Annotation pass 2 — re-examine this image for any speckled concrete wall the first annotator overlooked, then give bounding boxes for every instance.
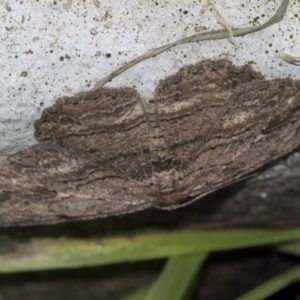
[0,0,299,159]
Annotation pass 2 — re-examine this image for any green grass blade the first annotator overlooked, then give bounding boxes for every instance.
[121,283,152,300]
[144,253,207,300]
[1,228,300,273]
[236,265,300,300]
[276,240,300,256]
[122,254,207,300]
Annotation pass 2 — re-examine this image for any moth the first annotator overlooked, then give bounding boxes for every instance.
[1,59,300,227]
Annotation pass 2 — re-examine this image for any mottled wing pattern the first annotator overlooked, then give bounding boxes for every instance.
[154,60,300,200]
[154,60,264,172]
[1,59,300,227]
[187,78,300,197]
[34,87,152,180]
[0,143,153,226]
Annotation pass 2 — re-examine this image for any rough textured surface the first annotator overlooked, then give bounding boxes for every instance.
[1,1,300,159]
[0,59,300,227]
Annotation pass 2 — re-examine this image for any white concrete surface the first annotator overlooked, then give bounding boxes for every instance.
[0,0,299,159]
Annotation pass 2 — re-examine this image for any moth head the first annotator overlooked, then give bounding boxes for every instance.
[152,169,185,207]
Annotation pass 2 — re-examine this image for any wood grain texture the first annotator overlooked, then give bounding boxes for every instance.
[1,59,300,227]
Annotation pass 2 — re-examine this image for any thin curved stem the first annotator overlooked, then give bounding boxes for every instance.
[92,0,289,89]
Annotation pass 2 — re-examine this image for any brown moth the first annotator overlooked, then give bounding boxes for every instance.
[1,59,300,227]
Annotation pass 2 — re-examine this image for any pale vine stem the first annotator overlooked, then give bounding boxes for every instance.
[92,0,289,90]
[209,0,238,48]
[277,52,300,65]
